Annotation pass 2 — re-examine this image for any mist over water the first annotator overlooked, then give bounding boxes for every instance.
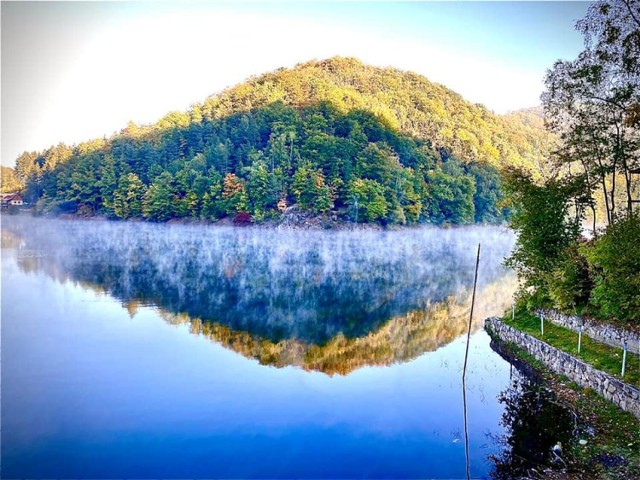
[3,216,516,345]
[1,215,527,478]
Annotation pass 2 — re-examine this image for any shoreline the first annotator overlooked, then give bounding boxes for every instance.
[486,317,640,416]
[487,329,640,479]
[3,208,504,232]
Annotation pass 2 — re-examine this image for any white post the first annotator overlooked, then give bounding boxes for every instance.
[541,315,544,336]
[512,302,515,321]
[621,342,627,377]
[578,326,582,354]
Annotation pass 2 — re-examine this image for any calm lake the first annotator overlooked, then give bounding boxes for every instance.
[1,215,564,479]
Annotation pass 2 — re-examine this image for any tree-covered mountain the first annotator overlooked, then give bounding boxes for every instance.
[12,57,554,225]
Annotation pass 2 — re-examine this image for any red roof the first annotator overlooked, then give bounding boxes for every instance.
[1,193,23,204]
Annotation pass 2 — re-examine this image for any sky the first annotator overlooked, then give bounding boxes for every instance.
[1,1,591,168]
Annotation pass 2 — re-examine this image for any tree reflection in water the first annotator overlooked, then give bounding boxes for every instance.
[3,216,517,375]
[489,372,576,479]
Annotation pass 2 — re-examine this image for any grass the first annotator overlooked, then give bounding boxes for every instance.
[503,309,640,387]
[572,388,640,478]
[493,338,640,479]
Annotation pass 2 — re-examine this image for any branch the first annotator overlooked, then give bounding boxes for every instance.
[584,93,627,111]
[622,0,640,29]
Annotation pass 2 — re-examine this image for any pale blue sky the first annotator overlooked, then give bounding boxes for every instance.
[1,1,590,167]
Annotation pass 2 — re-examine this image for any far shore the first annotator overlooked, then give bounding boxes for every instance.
[3,207,505,232]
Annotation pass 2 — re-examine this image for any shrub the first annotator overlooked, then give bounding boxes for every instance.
[583,214,640,325]
[233,212,252,225]
[547,241,592,312]
[35,198,78,215]
[503,170,583,296]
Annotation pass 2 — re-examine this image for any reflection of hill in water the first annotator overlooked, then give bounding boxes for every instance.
[3,216,516,373]
[1,229,25,250]
[157,277,515,375]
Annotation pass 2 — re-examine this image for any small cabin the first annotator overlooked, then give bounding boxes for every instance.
[1,193,24,209]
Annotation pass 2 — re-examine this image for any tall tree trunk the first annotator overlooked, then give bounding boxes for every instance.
[623,167,633,214]
[615,121,633,214]
[610,166,617,221]
[579,157,598,235]
[594,148,612,225]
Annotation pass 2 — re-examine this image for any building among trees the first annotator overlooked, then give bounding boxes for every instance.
[1,193,24,209]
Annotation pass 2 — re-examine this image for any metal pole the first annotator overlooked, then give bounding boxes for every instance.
[512,302,515,321]
[621,342,627,377]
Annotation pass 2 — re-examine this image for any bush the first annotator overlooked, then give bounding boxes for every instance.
[503,170,582,295]
[547,241,592,312]
[35,197,78,215]
[583,214,640,325]
[233,212,252,225]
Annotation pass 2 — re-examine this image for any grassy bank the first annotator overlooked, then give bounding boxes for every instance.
[493,338,640,479]
[502,309,640,387]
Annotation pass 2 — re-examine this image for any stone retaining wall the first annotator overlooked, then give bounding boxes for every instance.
[485,317,640,419]
[535,309,639,353]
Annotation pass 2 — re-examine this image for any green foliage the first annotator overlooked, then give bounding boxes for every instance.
[507,172,639,326]
[217,57,554,174]
[246,160,278,220]
[504,169,583,296]
[467,163,507,223]
[99,156,118,216]
[201,172,224,220]
[11,57,536,225]
[291,163,333,214]
[425,168,476,225]
[113,173,146,219]
[547,242,593,312]
[347,178,388,223]
[143,172,176,221]
[583,214,640,324]
[34,197,78,216]
[68,156,101,213]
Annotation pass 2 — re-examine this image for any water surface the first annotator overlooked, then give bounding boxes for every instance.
[2,216,533,478]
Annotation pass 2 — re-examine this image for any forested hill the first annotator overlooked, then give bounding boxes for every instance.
[206,58,554,171]
[12,57,554,225]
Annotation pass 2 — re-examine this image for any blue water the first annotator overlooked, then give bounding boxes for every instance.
[2,216,518,478]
